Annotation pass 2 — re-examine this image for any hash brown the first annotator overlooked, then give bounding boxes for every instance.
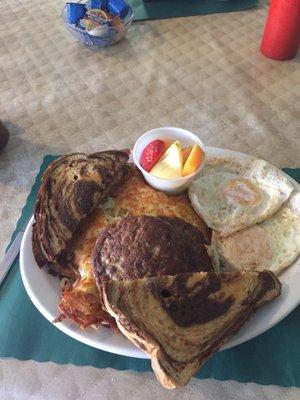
[65,168,210,274]
[57,168,211,329]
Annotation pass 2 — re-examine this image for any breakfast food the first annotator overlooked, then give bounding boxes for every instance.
[29,141,299,390]
[56,168,210,328]
[140,139,167,172]
[102,270,281,389]
[158,216,212,269]
[107,167,211,241]
[188,156,294,236]
[211,191,300,275]
[182,146,193,163]
[32,150,129,267]
[140,139,204,179]
[150,140,183,179]
[182,144,205,176]
[93,215,212,284]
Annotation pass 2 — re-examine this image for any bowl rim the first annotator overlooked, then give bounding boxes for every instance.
[132,126,207,183]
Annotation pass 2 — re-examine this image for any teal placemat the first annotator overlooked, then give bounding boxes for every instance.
[0,156,299,387]
[129,0,258,21]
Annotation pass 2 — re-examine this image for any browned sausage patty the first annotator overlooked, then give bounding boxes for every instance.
[158,216,212,272]
[93,215,212,285]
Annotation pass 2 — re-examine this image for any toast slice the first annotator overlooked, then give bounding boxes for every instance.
[102,270,281,389]
[32,150,129,267]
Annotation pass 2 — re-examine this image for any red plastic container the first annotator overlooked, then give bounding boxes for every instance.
[260,0,300,61]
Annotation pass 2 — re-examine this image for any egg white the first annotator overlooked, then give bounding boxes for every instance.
[211,191,300,275]
[188,156,294,236]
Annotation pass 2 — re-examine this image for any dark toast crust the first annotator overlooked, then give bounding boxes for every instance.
[32,222,48,267]
[32,150,130,267]
[102,270,281,389]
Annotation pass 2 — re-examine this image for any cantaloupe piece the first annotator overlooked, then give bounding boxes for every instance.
[182,144,204,176]
[150,140,183,179]
[182,146,193,163]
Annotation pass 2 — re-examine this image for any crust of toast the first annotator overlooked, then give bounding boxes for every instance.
[102,271,281,389]
[32,150,129,266]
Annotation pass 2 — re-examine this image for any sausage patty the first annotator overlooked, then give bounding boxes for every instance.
[92,215,212,286]
[158,216,212,272]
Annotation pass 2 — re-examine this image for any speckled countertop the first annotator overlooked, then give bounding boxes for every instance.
[0,0,299,398]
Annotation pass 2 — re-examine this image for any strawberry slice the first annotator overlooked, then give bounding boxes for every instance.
[140,139,167,172]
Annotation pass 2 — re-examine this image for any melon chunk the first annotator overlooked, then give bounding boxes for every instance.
[182,146,193,163]
[182,144,204,176]
[150,141,183,179]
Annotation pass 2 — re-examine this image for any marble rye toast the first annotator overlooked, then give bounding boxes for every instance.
[32,150,129,267]
[102,270,281,389]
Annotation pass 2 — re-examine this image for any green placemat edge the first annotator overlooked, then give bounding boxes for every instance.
[1,156,299,387]
[129,0,259,21]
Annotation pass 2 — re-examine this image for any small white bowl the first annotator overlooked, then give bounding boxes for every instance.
[132,127,206,194]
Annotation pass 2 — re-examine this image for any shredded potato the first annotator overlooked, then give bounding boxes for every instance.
[57,168,209,329]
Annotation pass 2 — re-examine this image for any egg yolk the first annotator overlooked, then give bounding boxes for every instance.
[220,178,262,206]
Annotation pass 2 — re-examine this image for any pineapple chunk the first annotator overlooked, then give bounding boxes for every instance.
[150,140,183,179]
[182,144,204,176]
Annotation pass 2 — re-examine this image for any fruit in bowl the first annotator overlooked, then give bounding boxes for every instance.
[140,139,205,179]
[133,127,206,194]
[140,139,167,172]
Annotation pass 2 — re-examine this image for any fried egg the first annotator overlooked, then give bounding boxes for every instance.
[211,191,300,275]
[188,156,294,236]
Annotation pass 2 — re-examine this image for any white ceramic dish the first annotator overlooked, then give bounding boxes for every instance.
[132,127,206,194]
[20,147,300,359]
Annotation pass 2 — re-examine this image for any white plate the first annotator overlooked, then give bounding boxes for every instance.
[20,147,300,359]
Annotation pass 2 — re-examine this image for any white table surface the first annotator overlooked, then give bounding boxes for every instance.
[0,0,299,397]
